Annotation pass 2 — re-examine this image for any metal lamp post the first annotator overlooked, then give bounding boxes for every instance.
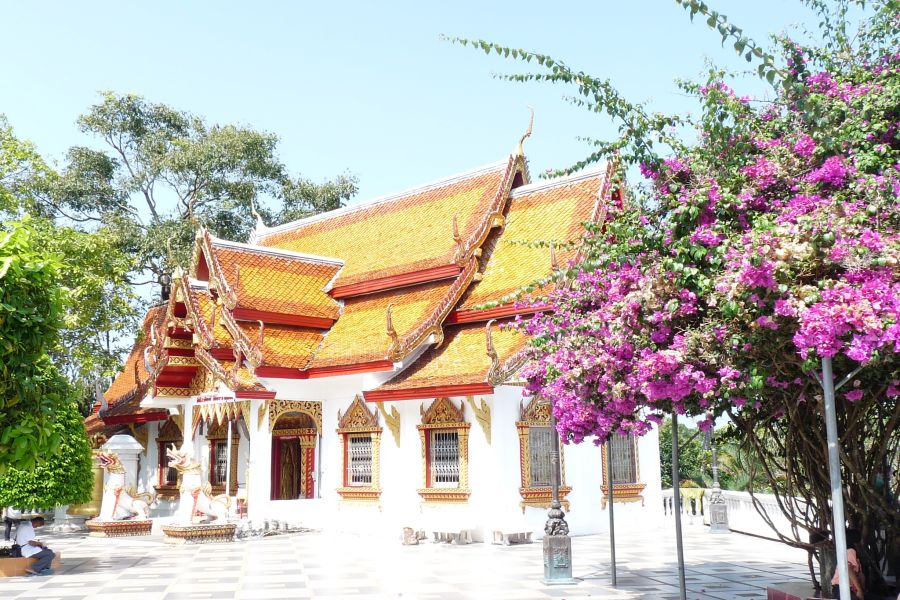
[543,404,576,585]
[704,429,730,534]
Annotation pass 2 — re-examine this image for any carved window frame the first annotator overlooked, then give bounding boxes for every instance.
[516,399,570,512]
[336,396,382,502]
[417,398,470,503]
[156,418,183,500]
[600,434,645,507]
[206,418,240,496]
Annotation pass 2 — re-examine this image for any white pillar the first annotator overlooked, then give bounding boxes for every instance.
[104,434,145,490]
[247,399,272,522]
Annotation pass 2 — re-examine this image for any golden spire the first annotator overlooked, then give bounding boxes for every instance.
[514,107,534,158]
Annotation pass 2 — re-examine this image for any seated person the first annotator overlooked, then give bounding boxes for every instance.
[831,529,864,600]
[15,516,55,576]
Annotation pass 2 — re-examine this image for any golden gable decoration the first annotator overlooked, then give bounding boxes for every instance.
[337,396,379,431]
[268,400,322,433]
[419,396,465,428]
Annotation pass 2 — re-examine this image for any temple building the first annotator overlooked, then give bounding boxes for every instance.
[84,141,662,540]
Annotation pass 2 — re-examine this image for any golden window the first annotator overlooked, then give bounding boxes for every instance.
[336,396,382,501]
[417,398,470,503]
[516,399,570,511]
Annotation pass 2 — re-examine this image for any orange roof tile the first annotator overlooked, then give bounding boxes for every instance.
[257,160,517,289]
[208,237,340,321]
[217,360,270,393]
[84,413,124,437]
[236,322,323,369]
[372,322,528,393]
[186,283,234,348]
[103,305,167,407]
[309,279,457,369]
[458,169,606,312]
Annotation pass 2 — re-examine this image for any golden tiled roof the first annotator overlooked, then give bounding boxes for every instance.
[258,161,514,288]
[458,171,604,311]
[217,360,269,393]
[209,239,340,320]
[374,322,528,392]
[187,284,234,347]
[104,305,167,407]
[235,322,323,369]
[309,279,457,369]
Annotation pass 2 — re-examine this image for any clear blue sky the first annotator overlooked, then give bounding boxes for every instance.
[1,1,815,205]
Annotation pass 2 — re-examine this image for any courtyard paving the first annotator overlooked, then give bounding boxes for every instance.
[2,522,815,599]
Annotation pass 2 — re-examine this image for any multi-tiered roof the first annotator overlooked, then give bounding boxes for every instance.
[92,144,617,429]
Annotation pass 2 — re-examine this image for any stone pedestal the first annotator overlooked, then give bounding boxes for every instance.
[542,535,576,585]
[709,502,730,533]
[707,484,730,534]
[162,523,236,544]
[85,519,153,537]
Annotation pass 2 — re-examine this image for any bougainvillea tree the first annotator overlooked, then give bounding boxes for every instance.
[456,0,898,587]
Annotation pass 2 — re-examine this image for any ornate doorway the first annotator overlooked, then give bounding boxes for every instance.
[270,412,316,500]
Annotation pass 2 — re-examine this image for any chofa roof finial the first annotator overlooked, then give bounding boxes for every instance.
[386,303,399,346]
[514,107,534,158]
[485,319,499,367]
[248,197,268,244]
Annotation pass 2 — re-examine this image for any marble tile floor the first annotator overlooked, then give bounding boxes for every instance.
[1,524,816,599]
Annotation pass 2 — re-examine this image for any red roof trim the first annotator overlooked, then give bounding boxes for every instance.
[209,347,235,360]
[166,347,195,357]
[364,382,494,403]
[232,308,334,329]
[330,264,462,299]
[102,411,170,425]
[307,360,395,378]
[235,390,277,400]
[255,366,308,379]
[446,304,547,325]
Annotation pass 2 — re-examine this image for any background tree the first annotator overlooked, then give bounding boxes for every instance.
[658,418,709,488]
[2,119,139,413]
[44,91,358,280]
[0,401,92,508]
[3,94,358,411]
[457,0,899,589]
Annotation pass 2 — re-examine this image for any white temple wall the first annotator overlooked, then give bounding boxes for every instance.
[138,383,663,537]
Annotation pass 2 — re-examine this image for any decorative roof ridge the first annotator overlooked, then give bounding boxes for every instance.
[507,165,608,198]
[388,256,480,362]
[220,309,266,368]
[181,276,218,350]
[209,236,344,266]
[257,159,510,241]
[451,154,523,266]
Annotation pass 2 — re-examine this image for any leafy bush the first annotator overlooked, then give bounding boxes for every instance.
[0,400,92,508]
